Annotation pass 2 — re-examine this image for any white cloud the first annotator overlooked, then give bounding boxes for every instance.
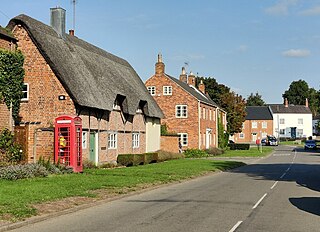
[282,49,310,57]
[237,45,248,53]
[265,0,298,16]
[299,6,320,16]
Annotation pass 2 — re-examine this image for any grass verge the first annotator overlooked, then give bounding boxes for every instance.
[220,147,274,157]
[0,159,245,222]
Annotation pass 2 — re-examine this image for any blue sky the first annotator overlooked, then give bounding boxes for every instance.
[1,0,320,103]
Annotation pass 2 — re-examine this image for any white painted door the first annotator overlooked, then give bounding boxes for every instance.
[206,129,212,149]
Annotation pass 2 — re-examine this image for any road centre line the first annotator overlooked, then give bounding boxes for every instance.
[271,181,278,189]
[229,221,243,232]
[253,193,267,209]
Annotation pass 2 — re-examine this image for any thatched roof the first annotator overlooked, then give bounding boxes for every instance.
[8,15,163,118]
[0,25,16,41]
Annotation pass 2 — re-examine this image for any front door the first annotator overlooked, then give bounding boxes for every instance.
[291,127,297,139]
[206,129,212,149]
[252,133,257,142]
[89,132,96,162]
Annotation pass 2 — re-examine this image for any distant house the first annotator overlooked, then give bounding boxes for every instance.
[0,26,17,131]
[269,99,312,139]
[145,55,226,150]
[233,106,273,143]
[7,7,163,164]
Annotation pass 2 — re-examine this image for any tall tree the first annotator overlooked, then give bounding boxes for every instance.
[283,79,319,116]
[246,92,265,106]
[197,77,246,135]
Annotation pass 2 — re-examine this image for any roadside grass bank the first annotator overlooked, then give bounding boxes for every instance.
[0,159,245,222]
[220,147,274,157]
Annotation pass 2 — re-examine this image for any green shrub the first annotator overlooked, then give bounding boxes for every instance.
[99,161,117,169]
[0,163,48,180]
[184,149,209,158]
[228,143,250,150]
[157,150,184,162]
[205,147,225,156]
[144,153,158,164]
[82,159,97,169]
[117,153,159,167]
[0,129,23,164]
[37,156,74,174]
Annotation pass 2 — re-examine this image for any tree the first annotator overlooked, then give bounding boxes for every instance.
[283,79,319,116]
[197,77,246,135]
[246,92,265,106]
[0,49,25,120]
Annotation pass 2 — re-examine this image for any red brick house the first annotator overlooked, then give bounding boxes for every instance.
[232,106,273,143]
[6,7,163,164]
[145,55,227,150]
[0,26,17,131]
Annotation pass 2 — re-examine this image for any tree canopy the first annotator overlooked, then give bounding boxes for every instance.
[246,92,265,106]
[283,79,320,116]
[197,77,246,135]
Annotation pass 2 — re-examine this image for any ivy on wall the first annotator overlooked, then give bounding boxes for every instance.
[0,49,25,120]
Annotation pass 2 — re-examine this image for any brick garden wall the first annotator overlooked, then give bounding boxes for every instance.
[160,135,179,153]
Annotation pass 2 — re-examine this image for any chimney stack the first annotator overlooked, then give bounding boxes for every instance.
[305,98,309,107]
[198,80,205,94]
[155,53,165,76]
[188,71,196,87]
[69,29,74,36]
[50,7,66,38]
[284,98,288,107]
[179,67,187,83]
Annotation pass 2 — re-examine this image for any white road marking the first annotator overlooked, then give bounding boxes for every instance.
[280,173,286,179]
[286,167,290,172]
[253,193,267,209]
[229,221,243,232]
[273,153,291,156]
[271,181,278,189]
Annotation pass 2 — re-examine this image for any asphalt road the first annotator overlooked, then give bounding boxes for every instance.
[9,145,320,232]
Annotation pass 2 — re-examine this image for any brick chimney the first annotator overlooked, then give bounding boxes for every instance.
[284,98,288,107]
[305,98,309,107]
[50,7,66,38]
[179,67,187,83]
[188,71,196,87]
[198,80,205,94]
[155,53,165,76]
[69,29,74,36]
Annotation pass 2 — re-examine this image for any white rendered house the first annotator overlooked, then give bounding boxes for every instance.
[269,99,312,139]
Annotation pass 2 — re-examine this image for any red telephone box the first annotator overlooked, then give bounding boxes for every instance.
[54,115,83,172]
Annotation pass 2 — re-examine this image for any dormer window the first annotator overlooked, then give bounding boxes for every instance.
[113,99,120,110]
[163,86,172,95]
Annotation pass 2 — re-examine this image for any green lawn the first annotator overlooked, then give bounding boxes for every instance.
[278,140,304,147]
[0,159,245,222]
[220,147,274,157]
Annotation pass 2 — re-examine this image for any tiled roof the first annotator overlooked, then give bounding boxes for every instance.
[269,104,312,114]
[246,106,273,120]
[165,74,220,108]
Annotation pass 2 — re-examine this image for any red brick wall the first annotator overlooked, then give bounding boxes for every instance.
[161,135,179,153]
[0,36,14,51]
[233,119,273,143]
[0,101,10,131]
[199,103,218,149]
[146,73,218,149]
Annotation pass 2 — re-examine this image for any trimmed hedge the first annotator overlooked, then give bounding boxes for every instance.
[117,153,158,167]
[229,143,250,150]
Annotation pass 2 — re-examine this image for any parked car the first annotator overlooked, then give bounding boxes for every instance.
[304,140,317,150]
[267,136,278,146]
[261,138,267,146]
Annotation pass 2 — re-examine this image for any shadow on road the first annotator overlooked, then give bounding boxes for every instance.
[228,159,320,217]
[289,197,320,216]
